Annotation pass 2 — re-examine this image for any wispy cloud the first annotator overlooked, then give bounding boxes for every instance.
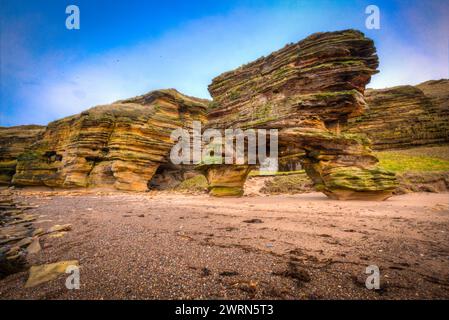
[2,6,340,125]
[1,1,448,126]
[370,0,449,88]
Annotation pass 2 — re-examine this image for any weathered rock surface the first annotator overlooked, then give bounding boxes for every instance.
[394,171,449,195]
[256,170,449,196]
[148,163,200,190]
[0,190,35,278]
[25,260,79,288]
[203,29,397,200]
[2,90,207,191]
[346,81,449,150]
[417,79,449,118]
[200,165,253,197]
[1,30,423,199]
[0,126,45,185]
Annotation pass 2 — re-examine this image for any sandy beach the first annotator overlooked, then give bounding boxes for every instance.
[1,191,448,300]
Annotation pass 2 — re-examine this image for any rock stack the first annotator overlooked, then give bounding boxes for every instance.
[0,30,403,200]
[203,30,397,200]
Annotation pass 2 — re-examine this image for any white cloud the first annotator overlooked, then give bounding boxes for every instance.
[370,1,449,88]
[2,2,448,125]
[3,7,332,125]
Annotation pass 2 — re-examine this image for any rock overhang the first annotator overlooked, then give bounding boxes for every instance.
[0,30,400,200]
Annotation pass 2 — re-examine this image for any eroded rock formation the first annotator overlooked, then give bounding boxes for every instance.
[0,125,45,185]
[417,79,449,118]
[0,90,207,191]
[346,81,449,150]
[0,30,404,199]
[202,29,397,200]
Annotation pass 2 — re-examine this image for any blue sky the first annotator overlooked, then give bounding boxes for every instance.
[1,0,448,126]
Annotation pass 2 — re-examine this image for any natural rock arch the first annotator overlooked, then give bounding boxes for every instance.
[0,30,398,200]
[200,30,397,200]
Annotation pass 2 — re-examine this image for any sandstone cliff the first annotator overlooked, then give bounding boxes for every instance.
[1,30,404,199]
[0,125,45,185]
[1,90,207,191]
[203,30,397,200]
[346,81,449,150]
[417,79,449,116]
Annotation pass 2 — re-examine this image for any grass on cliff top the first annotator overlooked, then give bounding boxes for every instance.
[375,145,449,173]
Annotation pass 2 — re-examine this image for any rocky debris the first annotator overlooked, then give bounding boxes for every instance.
[26,238,41,255]
[1,191,448,299]
[47,232,67,239]
[272,261,311,287]
[243,219,263,224]
[1,89,207,192]
[46,224,72,234]
[32,228,44,237]
[219,271,239,277]
[200,267,211,277]
[0,190,75,279]
[0,190,36,278]
[346,82,449,150]
[203,30,397,200]
[25,260,79,288]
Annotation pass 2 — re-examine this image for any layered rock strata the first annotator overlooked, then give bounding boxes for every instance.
[0,30,403,199]
[0,125,45,185]
[0,191,34,278]
[1,90,207,191]
[203,30,397,199]
[346,82,449,150]
[417,79,449,119]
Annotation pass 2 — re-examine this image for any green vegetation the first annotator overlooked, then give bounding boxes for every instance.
[375,146,449,173]
[228,89,241,100]
[17,151,41,162]
[301,61,365,73]
[260,171,313,194]
[249,170,305,177]
[208,101,220,110]
[209,186,244,197]
[378,145,449,161]
[244,116,277,128]
[175,175,208,192]
[254,102,272,119]
[307,89,360,100]
[325,166,397,191]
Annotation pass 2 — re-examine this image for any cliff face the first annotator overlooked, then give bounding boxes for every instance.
[417,79,449,114]
[346,81,449,150]
[203,30,397,200]
[417,79,449,132]
[2,90,207,191]
[207,30,379,130]
[0,126,45,185]
[1,30,409,199]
